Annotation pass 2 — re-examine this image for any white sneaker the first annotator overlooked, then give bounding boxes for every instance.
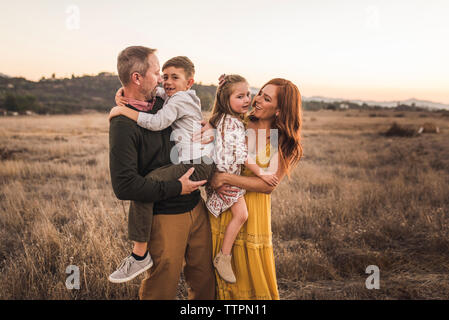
[108,253,153,283]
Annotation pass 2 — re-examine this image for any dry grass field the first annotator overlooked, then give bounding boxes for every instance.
[1,109,449,299]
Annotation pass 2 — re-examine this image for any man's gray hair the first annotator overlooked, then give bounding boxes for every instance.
[117,46,156,86]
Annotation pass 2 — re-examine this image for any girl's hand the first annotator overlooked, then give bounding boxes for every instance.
[115,87,127,107]
[192,120,215,144]
[260,174,279,187]
[109,106,124,122]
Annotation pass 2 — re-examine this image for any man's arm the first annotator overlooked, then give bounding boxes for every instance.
[109,116,182,202]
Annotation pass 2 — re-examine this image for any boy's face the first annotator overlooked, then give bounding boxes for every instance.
[162,66,194,97]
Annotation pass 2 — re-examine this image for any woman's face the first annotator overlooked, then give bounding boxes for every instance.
[252,84,279,121]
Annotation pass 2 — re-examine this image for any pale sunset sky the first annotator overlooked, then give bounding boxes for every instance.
[1,0,448,103]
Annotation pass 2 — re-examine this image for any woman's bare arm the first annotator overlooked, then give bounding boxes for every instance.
[222,173,275,194]
[211,152,287,194]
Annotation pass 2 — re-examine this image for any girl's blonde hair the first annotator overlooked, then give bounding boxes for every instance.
[209,74,248,128]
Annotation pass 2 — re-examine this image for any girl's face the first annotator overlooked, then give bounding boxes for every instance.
[252,84,279,121]
[229,82,251,114]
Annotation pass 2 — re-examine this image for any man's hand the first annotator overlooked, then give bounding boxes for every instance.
[178,168,207,195]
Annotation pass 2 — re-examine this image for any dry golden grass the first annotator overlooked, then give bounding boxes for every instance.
[1,110,448,299]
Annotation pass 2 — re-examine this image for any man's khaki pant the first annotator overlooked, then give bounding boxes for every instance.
[128,157,215,243]
[138,199,215,300]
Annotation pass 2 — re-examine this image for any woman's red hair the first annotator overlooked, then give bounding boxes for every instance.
[256,78,303,176]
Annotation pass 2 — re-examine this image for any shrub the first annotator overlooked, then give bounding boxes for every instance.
[384,122,418,137]
[421,122,440,133]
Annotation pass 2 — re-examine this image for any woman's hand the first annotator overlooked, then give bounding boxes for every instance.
[215,184,240,203]
[115,87,127,107]
[192,120,215,144]
[109,106,125,122]
[211,172,240,201]
[210,172,227,190]
[260,174,279,187]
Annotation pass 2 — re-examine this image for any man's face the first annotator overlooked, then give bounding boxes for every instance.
[140,54,162,100]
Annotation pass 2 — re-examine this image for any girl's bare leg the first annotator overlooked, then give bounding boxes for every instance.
[221,196,248,255]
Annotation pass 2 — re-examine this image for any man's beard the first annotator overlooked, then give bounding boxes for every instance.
[141,86,157,101]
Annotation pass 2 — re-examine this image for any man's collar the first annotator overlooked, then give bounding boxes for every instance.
[124,97,156,112]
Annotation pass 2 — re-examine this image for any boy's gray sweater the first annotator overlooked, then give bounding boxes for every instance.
[137,88,214,162]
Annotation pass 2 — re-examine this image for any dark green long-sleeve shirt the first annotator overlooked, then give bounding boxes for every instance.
[109,97,200,214]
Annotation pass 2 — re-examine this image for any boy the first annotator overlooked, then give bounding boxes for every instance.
[108,56,215,283]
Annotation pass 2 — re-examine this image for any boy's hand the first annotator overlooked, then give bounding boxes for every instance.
[260,174,279,187]
[108,106,124,122]
[115,87,127,107]
[192,120,215,144]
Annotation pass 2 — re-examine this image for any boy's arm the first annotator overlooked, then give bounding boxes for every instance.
[109,117,182,202]
[109,106,139,122]
[136,93,189,131]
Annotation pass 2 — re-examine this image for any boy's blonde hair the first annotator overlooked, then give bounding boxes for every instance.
[209,74,248,129]
[162,56,195,79]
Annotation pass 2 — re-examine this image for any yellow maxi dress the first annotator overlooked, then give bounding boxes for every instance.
[208,142,280,300]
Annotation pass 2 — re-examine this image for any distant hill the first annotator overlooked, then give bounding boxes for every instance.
[1,72,448,114]
[304,96,449,111]
[0,73,217,114]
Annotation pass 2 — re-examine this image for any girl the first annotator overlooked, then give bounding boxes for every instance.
[208,77,303,299]
[206,74,279,283]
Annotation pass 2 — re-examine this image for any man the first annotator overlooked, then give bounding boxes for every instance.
[109,46,215,299]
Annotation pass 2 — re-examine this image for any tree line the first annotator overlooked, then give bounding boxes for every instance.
[0,73,217,115]
[0,73,432,115]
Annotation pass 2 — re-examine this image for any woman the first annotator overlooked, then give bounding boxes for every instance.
[204,78,303,299]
